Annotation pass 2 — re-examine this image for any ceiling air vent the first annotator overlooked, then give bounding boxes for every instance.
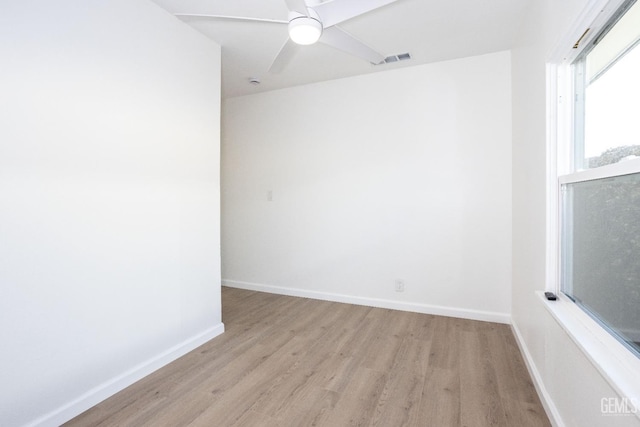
[377,52,411,65]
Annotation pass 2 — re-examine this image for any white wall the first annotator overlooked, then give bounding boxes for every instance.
[222,51,512,322]
[0,1,222,426]
[511,1,640,426]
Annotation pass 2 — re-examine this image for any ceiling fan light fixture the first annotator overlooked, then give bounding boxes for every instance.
[288,17,322,45]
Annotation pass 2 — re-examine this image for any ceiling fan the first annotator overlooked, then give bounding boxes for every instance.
[175,0,401,73]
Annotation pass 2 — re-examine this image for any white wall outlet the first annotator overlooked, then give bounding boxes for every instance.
[394,280,405,292]
[267,190,273,201]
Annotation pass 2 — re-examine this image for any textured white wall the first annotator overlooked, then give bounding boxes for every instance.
[0,1,222,426]
[222,51,512,321]
[511,1,640,426]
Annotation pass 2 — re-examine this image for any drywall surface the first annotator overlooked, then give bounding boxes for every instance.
[222,51,512,322]
[511,0,640,425]
[0,1,222,425]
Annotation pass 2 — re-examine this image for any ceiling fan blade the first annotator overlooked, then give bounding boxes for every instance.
[313,0,400,28]
[284,0,310,15]
[174,14,288,25]
[269,38,300,73]
[319,26,385,65]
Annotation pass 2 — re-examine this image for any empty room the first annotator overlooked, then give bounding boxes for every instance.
[1,0,639,426]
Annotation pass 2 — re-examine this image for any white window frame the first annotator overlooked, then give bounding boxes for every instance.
[545,0,640,415]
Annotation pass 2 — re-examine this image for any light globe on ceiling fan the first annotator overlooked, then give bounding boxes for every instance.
[175,0,401,73]
[288,14,323,45]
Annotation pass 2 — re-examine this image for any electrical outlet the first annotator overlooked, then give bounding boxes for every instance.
[394,280,405,292]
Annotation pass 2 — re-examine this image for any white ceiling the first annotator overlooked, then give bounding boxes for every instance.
[150,0,531,98]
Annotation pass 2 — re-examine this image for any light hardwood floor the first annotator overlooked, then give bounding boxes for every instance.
[66,287,550,426]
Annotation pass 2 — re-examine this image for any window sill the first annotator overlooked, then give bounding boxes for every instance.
[538,291,640,419]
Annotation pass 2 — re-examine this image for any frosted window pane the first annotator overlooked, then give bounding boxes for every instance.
[562,173,640,355]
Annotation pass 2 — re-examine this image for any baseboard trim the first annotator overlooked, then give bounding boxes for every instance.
[511,320,564,427]
[28,323,225,427]
[223,279,510,324]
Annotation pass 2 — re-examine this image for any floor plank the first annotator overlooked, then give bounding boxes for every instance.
[65,287,551,427]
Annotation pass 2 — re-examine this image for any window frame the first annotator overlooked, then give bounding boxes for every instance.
[545,0,640,415]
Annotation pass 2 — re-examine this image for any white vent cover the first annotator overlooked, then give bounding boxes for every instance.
[377,52,411,65]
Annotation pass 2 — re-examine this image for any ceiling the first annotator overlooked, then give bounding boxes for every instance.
[149,0,531,98]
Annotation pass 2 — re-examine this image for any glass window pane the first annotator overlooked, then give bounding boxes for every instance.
[584,44,640,168]
[561,173,640,356]
[574,0,640,170]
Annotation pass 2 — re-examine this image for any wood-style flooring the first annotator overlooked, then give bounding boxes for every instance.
[66,287,550,426]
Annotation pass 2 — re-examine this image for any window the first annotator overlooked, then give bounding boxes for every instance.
[572,0,640,171]
[560,0,640,357]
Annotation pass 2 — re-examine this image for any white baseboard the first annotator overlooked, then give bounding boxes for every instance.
[28,323,225,427]
[223,279,510,324]
[511,320,564,427]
